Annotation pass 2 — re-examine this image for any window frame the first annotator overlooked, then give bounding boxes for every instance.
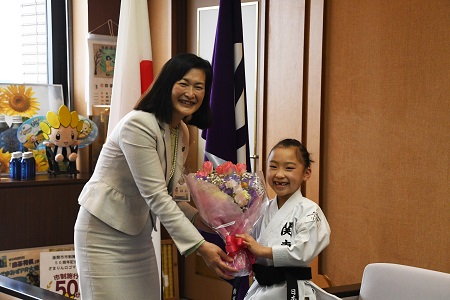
[49,0,73,110]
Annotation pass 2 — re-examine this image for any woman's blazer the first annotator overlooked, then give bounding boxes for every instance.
[78,110,203,255]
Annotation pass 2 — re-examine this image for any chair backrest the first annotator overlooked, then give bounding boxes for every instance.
[359,263,450,300]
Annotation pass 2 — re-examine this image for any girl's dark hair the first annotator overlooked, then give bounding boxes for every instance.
[269,138,314,168]
[134,53,213,129]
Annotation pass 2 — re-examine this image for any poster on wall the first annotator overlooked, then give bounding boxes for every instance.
[40,250,80,299]
[0,247,42,286]
[0,244,74,288]
[86,33,117,115]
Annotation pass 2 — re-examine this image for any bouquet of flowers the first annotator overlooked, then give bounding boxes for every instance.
[185,161,267,276]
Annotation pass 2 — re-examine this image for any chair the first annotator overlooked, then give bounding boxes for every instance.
[358,263,450,300]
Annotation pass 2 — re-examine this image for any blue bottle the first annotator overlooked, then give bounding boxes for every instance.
[0,114,9,135]
[0,115,24,153]
[21,151,36,180]
[9,151,22,180]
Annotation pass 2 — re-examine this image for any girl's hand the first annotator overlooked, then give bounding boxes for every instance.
[236,234,273,260]
[196,241,238,280]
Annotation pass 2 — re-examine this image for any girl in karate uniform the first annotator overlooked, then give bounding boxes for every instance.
[238,139,340,300]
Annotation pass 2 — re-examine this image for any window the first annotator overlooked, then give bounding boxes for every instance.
[0,0,45,83]
[0,0,72,107]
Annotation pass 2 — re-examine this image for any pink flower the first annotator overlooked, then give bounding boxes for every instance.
[202,161,213,174]
[235,163,247,176]
[216,161,234,175]
[196,170,208,177]
[216,165,224,175]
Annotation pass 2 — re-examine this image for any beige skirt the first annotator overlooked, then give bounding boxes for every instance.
[74,206,160,300]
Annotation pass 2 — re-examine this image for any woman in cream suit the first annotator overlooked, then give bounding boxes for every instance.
[74,53,237,299]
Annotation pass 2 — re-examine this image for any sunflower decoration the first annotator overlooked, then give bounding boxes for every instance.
[33,149,49,172]
[0,147,11,173]
[0,87,6,114]
[1,85,40,117]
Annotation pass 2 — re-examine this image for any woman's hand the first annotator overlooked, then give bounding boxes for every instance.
[236,234,273,260]
[196,241,238,280]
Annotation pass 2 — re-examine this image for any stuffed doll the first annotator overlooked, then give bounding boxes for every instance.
[39,105,84,175]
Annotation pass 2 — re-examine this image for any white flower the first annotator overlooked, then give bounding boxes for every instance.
[234,190,250,208]
[225,179,239,189]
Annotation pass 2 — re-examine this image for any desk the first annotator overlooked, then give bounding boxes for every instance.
[0,274,69,300]
[0,173,89,251]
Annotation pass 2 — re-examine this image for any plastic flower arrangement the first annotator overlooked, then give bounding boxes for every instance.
[185,161,268,276]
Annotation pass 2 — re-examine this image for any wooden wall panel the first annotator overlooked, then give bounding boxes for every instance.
[0,175,89,251]
[321,0,450,285]
[148,0,171,73]
[263,0,330,288]
[303,0,326,286]
[87,0,120,36]
[72,0,89,173]
[264,0,306,185]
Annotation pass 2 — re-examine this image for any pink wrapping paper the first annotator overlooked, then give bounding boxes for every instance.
[185,167,267,276]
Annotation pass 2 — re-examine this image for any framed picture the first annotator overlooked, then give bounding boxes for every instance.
[0,83,64,126]
[86,34,117,115]
[0,84,64,162]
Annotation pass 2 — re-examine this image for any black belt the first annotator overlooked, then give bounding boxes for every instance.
[253,264,312,300]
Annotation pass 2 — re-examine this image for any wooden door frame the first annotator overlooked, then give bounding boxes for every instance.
[175,0,330,298]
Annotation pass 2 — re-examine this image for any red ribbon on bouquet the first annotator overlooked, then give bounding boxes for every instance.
[225,235,256,265]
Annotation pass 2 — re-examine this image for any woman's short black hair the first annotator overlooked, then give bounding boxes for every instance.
[134,53,213,129]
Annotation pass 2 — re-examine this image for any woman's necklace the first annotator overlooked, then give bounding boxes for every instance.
[169,125,179,180]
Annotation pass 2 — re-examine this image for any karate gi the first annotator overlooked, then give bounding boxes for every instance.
[245,190,340,300]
